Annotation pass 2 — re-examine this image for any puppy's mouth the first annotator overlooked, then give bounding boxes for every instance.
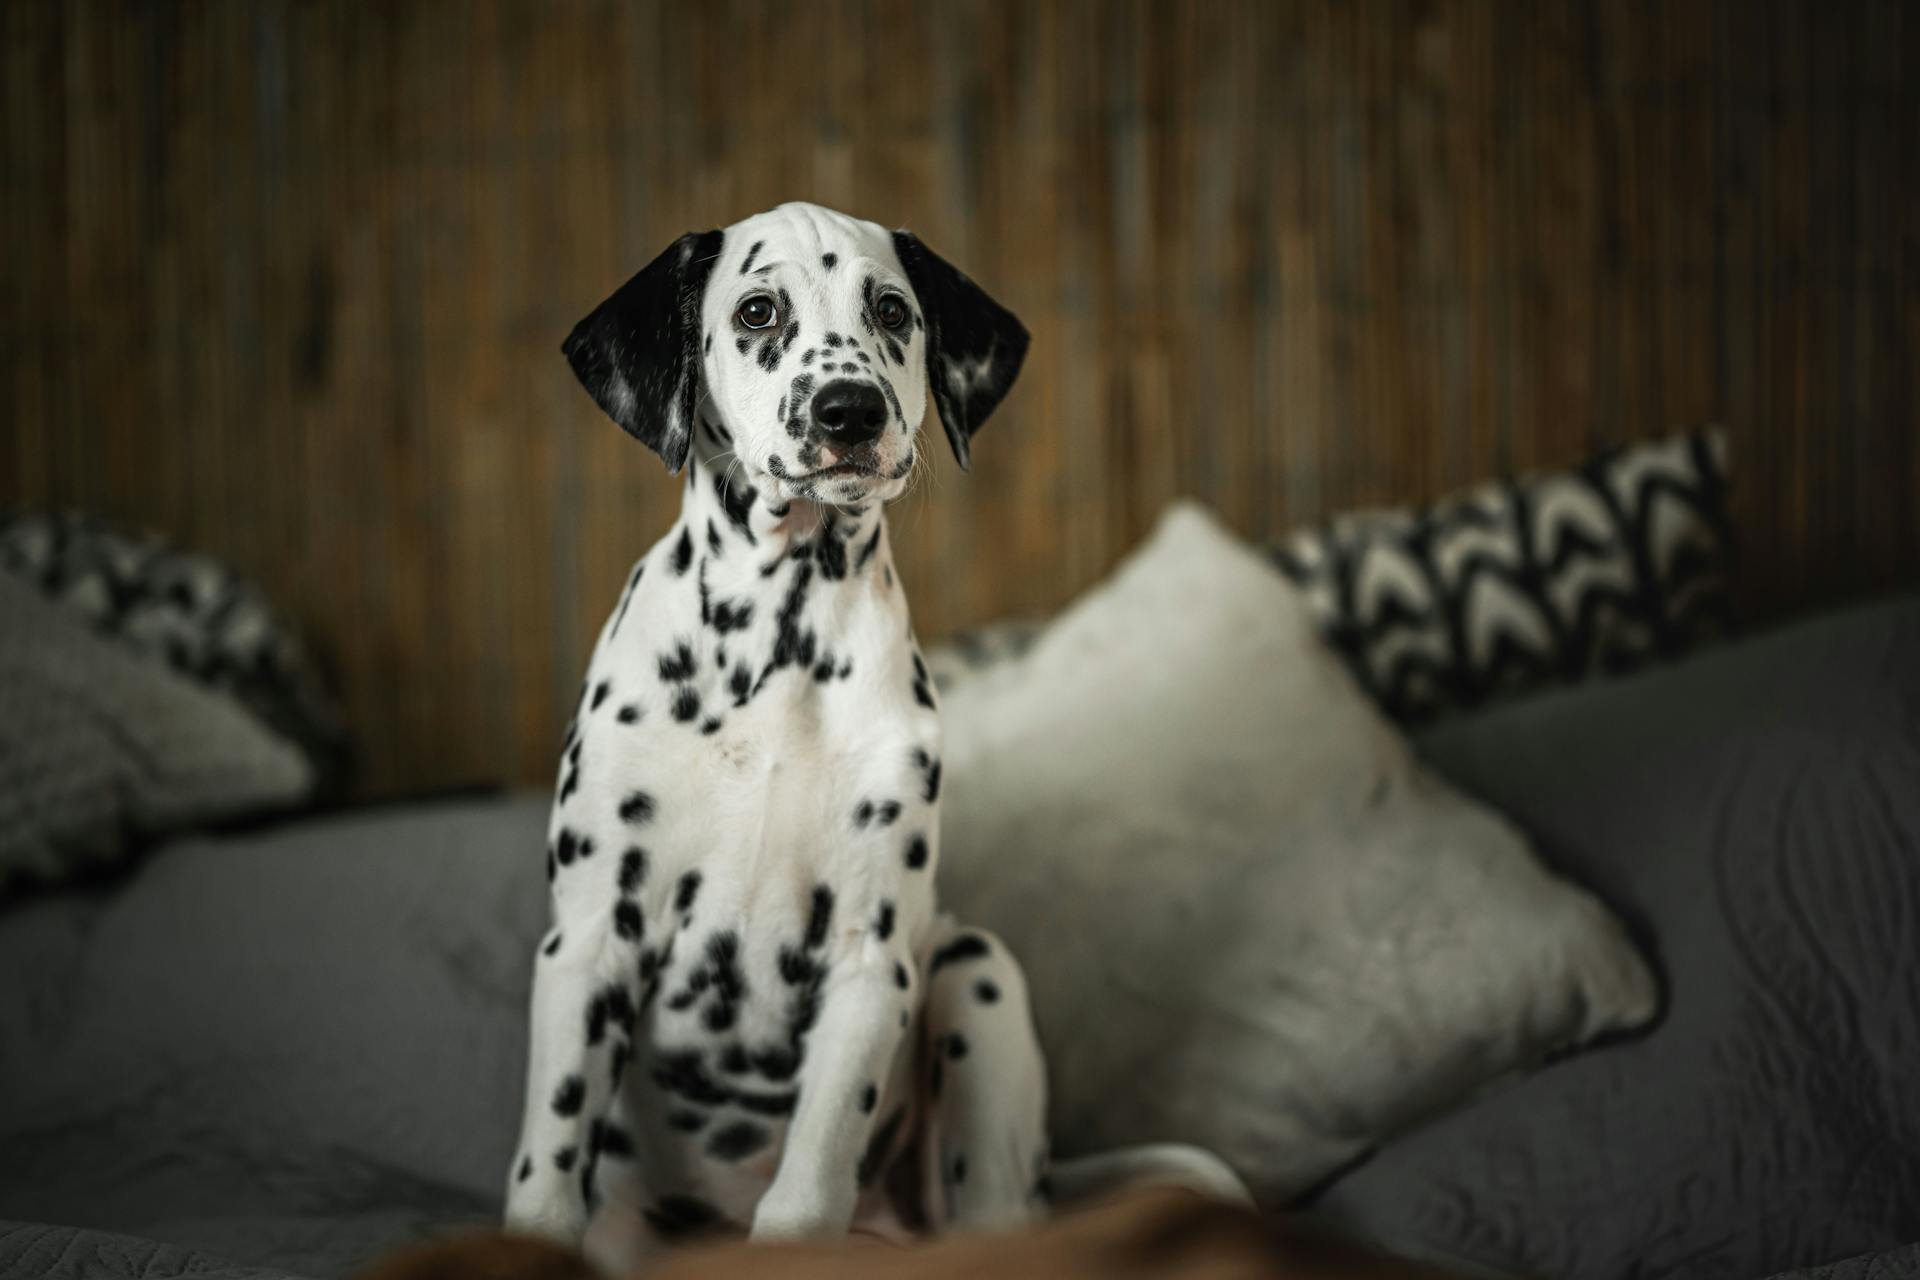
[795,445,884,482]
[799,459,878,481]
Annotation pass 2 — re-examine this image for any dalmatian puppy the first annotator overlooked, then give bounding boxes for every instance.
[505,202,1245,1268]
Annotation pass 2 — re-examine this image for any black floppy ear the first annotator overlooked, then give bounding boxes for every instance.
[892,230,1030,472]
[562,229,724,474]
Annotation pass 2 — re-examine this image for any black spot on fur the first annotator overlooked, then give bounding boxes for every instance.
[751,1046,799,1081]
[556,828,581,866]
[619,790,656,824]
[975,979,1001,1004]
[614,900,643,941]
[658,642,697,683]
[542,931,564,956]
[733,1088,798,1117]
[617,703,641,724]
[947,1032,969,1060]
[706,519,723,555]
[591,680,611,710]
[859,1083,878,1114]
[815,528,848,581]
[854,800,874,828]
[894,961,910,990]
[912,651,936,709]
[552,1075,586,1116]
[711,598,755,634]
[595,1121,636,1160]
[821,252,838,270]
[668,1109,708,1133]
[805,885,835,949]
[676,871,702,914]
[671,526,694,575]
[620,847,647,893]
[515,1154,532,1182]
[875,901,895,941]
[672,686,701,722]
[778,944,819,987]
[855,525,882,572]
[931,933,990,972]
[740,240,763,274]
[904,834,929,870]
[653,1049,730,1107]
[706,1120,771,1161]
[875,800,901,826]
[554,1145,578,1172]
[700,931,747,1033]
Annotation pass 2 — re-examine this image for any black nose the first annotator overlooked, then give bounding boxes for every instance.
[810,380,888,448]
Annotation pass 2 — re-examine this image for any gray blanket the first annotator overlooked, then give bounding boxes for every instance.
[5,598,1920,1279]
[0,798,549,1277]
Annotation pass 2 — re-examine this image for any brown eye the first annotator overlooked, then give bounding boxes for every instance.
[736,296,777,330]
[876,294,909,330]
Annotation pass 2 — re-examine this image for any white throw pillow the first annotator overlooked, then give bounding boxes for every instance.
[938,502,1657,1204]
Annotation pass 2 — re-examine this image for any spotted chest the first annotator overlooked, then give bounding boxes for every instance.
[531,473,945,1225]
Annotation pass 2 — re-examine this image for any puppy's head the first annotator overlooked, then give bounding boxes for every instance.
[563,202,1028,506]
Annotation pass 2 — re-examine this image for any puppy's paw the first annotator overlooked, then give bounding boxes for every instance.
[748,1183,843,1242]
[504,1185,590,1246]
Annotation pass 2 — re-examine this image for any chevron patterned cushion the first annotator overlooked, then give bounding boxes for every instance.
[0,510,347,779]
[1271,427,1731,723]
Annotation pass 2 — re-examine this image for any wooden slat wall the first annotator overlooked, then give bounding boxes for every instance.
[3,0,1915,797]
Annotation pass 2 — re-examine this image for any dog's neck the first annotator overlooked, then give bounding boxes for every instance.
[678,416,892,594]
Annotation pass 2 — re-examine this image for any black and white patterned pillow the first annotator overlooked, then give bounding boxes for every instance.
[0,510,349,784]
[1270,427,1732,722]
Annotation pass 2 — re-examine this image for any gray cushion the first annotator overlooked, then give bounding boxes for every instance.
[1310,595,1920,1279]
[937,502,1658,1207]
[0,576,315,894]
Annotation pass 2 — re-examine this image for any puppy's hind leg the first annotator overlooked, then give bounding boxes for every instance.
[917,918,1050,1234]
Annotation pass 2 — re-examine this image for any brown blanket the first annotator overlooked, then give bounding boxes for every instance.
[360,1190,1487,1280]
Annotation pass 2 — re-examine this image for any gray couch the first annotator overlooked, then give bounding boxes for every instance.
[4,597,1919,1280]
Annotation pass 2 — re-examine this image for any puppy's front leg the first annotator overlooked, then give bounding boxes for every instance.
[505,923,639,1242]
[749,954,905,1241]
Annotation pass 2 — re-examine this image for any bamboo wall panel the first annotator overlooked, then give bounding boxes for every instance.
[3,0,1915,795]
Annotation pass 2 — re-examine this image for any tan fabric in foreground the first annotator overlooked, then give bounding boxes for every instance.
[360,1189,1488,1280]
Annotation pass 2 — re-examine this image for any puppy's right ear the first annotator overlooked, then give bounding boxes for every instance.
[562,229,724,475]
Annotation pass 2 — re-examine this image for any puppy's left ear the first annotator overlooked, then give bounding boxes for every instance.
[892,230,1030,472]
[562,229,724,474]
